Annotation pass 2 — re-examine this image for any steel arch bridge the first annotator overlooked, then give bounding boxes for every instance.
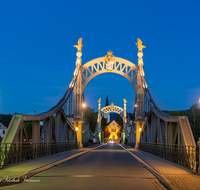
[2,38,196,150]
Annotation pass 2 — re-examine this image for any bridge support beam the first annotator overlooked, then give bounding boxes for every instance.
[32,121,40,143]
[74,121,83,149]
[135,121,144,150]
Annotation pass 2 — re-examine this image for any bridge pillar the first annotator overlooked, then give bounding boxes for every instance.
[32,121,40,143]
[55,111,61,142]
[122,99,127,144]
[73,39,84,148]
[74,121,83,148]
[135,121,144,149]
[136,51,145,120]
[97,98,102,143]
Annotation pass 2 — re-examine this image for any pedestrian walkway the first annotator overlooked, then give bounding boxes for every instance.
[123,145,200,190]
[0,144,101,186]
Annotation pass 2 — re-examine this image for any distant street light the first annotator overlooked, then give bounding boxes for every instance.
[75,127,78,131]
[82,103,86,108]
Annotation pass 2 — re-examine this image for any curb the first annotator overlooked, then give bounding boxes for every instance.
[119,144,174,190]
[0,144,105,187]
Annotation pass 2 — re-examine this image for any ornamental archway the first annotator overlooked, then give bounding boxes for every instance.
[73,38,147,147]
[96,99,127,144]
[81,56,139,90]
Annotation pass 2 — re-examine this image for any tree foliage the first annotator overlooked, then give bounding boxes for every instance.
[84,107,98,133]
[188,103,200,141]
[116,114,123,127]
[0,114,13,122]
[25,122,32,139]
[167,110,188,116]
[168,104,200,142]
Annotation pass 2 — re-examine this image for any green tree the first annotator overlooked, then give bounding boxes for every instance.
[101,117,107,131]
[0,114,13,122]
[167,110,188,116]
[188,103,200,141]
[25,122,32,139]
[84,107,98,133]
[116,115,123,126]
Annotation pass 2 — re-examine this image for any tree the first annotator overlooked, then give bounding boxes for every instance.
[0,114,13,122]
[101,117,107,131]
[84,107,98,133]
[188,103,200,141]
[25,122,32,139]
[167,110,188,116]
[116,115,123,126]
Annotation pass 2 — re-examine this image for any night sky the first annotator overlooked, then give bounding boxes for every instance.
[0,0,200,115]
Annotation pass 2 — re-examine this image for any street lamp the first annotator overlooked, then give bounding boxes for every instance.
[139,127,142,132]
[75,127,78,131]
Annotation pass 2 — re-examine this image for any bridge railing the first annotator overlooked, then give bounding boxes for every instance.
[138,142,199,172]
[0,141,79,168]
[127,142,136,148]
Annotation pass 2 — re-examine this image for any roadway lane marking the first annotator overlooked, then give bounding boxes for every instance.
[33,175,155,179]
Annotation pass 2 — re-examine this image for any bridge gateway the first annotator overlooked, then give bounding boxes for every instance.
[2,38,196,152]
[97,99,127,144]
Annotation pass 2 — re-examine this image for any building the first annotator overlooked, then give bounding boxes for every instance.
[103,94,110,123]
[0,120,9,139]
[106,120,121,140]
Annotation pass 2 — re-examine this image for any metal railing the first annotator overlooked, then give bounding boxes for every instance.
[0,141,79,168]
[127,142,136,148]
[82,141,100,148]
[139,142,199,172]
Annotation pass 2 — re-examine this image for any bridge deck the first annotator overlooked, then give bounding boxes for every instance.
[0,144,199,190]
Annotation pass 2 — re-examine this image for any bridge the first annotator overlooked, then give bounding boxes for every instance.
[0,38,200,189]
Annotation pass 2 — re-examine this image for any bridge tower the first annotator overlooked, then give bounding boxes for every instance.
[135,38,146,149]
[73,38,84,148]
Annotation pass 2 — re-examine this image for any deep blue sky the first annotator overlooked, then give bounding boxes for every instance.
[0,0,200,115]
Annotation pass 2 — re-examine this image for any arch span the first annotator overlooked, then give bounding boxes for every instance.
[81,57,139,90]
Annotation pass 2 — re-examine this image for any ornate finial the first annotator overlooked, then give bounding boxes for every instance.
[135,38,146,52]
[107,50,113,57]
[111,102,114,106]
[123,99,127,104]
[74,38,83,51]
[98,98,101,104]
[105,50,115,71]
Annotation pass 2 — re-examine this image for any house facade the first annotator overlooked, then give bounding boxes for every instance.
[0,120,9,139]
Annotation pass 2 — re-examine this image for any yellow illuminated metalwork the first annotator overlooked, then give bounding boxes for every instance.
[136,38,146,52]
[74,38,83,51]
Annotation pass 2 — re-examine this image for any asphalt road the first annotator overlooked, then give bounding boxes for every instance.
[4,144,162,190]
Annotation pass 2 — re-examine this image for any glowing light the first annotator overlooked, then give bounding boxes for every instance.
[75,127,78,131]
[135,104,137,108]
[139,127,142,132]
[82,103,86,107]
[199,98,200,104]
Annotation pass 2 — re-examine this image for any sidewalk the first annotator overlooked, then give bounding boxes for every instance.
[123,145,200,190]
[0,144,101,186]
